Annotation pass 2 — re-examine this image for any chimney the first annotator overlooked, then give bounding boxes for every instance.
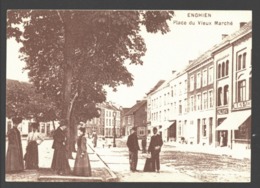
[189,60,193,64]
[240,22,247,28]
[222,34,228,40]
[136,100,141,103]
[172,70,176,75]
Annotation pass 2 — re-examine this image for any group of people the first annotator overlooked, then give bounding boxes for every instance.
[6,117,92,177]
[127,127,163,173]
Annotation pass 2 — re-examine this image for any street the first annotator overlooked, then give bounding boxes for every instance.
[91,137,250,182]
[5,137,250,182]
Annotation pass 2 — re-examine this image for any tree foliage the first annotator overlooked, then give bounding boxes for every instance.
[6,79,58,122]
[7,10,174,155]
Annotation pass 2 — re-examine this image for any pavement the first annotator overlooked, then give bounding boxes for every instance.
[5,137,250,182]
[5,138,117,182]
[89,138,202,182]
[163,141,251,160]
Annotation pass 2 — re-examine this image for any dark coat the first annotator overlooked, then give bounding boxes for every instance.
[52,127,66,150]
[126,132,140,152]
[6,127,24,172]
[148,134,163,154]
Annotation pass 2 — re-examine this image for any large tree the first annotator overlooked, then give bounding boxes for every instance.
[7,10,174,156]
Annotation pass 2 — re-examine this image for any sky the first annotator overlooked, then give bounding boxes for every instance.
[6,10,252,108]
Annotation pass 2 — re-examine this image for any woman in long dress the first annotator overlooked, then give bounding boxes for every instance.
[73,127,92,176]
[51,121,71,175]
[24,122,44,169]
[6,117,24,173]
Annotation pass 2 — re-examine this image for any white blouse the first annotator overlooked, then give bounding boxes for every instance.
[27,131,44,145]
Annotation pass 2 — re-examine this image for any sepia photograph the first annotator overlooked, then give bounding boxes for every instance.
[4,8,252,183]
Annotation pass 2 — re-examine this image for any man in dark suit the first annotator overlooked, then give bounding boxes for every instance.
[148,127,163,173]
[126,127,140,172]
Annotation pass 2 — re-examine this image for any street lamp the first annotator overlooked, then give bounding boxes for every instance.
[113,111,116,147]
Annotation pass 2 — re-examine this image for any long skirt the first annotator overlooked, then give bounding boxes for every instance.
[51,147,71,175]
[24,141,38,169]
[6,144,24,173]
[143,158,154,172]
[73,150,92,176]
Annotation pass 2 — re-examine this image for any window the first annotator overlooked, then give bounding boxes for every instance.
[197,94,201,110]
[184,80,187,93]
[171,87,173,97]
[128,116,131,124]
[179,82,182,95]
[226,60,229,76]
[243,53,246,69]
[237,54,242,70]
[208,90,213,108]
[218,87,222,106]
[174,85,176,96]
[218,64,221,78]
[202,118,207,137]
[190,96,194,112]
[190,75,194,91]
[222,62,225,77]
[202,69,207,86]
[224,85,229,105]
[179,100,182,114]
[197,72,201,88]
[184,98,187,113]
[174,102,177,113]
[203,92,208,110]
[238,80,246,102]
[208,66,213,84]
[178,121,182,136]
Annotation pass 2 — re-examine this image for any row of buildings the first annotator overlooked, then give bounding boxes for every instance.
[6,21,252,152]
[123,21,252,151]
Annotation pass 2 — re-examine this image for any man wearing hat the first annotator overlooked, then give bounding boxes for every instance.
[126,127,140,172]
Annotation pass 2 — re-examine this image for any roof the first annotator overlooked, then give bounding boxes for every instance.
[186,21,252,71]
[146,80,165,96]
[124,100,147,116]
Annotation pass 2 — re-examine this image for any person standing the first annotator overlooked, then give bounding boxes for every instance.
[126,127,140,172]
[6,117,24,173]
[73,127,92,176]
[51,120,71,175]
[148,127,163,173]
[141,137,147,153]
[92,131,97,148]
[24,122,44,169]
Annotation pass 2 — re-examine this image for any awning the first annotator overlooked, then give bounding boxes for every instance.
[216,110,251,131]
[159,121,175,131]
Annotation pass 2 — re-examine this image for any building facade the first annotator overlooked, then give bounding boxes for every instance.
[123,100,147,139]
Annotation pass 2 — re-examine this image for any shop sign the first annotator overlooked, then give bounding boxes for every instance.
[233,100,251,109]
[217,108,228,115]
